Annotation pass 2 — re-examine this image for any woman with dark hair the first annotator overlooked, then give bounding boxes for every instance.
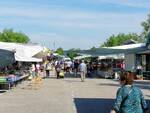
[110,71,148,113]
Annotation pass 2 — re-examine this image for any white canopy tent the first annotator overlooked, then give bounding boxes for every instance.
[98,43,145,60]
[0,42,43,62]
[33,47,50,59]
[74,55,91,60]
[15,55,42,62]
[103,43,145,49]
[98,54,124,60]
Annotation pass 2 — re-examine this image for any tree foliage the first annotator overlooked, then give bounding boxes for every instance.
[0,28,30,43]
[141,14,150,38]
[67,48,80,59]
[101,33,143,47]
[90,46,96,50]
[55,47,64,55]
[145,32,150,46]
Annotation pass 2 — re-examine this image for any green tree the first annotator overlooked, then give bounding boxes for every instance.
[101,33,142,47]
[141,14,150,39]
[0,28,30,43]
[90,46,96,50]
[55,47,64,55]
[67,48,80,59]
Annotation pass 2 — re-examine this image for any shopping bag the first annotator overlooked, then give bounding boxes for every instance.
[59,71,64,78]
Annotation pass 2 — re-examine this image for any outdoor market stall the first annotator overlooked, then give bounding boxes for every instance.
[79,42,150,79]
[0,42,45,89]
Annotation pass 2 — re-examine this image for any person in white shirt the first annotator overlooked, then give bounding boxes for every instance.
[36,63,40,74]
[79,60,87,82]
[31,63,36,78]
[45,61,52,77]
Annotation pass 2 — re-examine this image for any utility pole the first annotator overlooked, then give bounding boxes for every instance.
[53,41,56,51]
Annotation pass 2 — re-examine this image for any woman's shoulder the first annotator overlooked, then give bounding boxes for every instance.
[117,85,141,92]
[120,85,138,92]
[131,85,141,90]
[132,85,142,93]
[116,86,125,94]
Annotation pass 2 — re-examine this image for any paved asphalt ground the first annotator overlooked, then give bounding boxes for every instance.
[0,77,149,113]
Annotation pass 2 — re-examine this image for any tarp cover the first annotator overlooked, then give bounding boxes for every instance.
[0,49,15,67]
[15,55,42,62]
[0,42,43,62]
[79,44,149,56]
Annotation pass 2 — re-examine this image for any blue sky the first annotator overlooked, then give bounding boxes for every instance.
[0,0,150,50]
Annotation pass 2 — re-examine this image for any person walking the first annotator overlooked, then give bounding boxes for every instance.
[110,71,148,113]
[45,61,52,77]
[55,62,61,79]
[35,63,41,75]
[79,60,87,82]
[31,63,36,78]
[74,60,79,76]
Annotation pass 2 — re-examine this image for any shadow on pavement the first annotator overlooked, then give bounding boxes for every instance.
[63,79,82,83]
[99,83,150,90]
[146,95,150,98]
[99,80,150,90]
[74,98,114,113]
[0,90,6,93]
[74,98,150,113]
[134,81,150,85]
[64,73,80,78]
[99,83,119,87]
[134,84,150,90]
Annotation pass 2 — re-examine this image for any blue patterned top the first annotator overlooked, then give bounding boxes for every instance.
[113,85,148,113]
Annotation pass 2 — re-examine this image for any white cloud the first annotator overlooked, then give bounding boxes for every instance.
[0,6,148,29]
[0,6,98,20]
[0,3,149,49]
[87,0,150,8]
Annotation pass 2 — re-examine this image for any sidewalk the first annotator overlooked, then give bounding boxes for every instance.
[0,78,149,113]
